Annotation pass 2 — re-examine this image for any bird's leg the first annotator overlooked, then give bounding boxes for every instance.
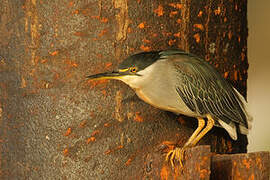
[188,114,214,147]
[165,117,205,168]
[183,117,205,147]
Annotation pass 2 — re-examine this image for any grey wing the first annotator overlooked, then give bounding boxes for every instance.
[171,55,248,128]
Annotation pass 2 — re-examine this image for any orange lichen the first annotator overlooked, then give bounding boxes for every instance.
[199,169,209,179]
[100,17,108,23]
[88,79,108,89]
[234,70,238,81]
[198,10,203,17]
[161,141,175,151]
[91,130,100,136]
[168,39,176,46]
[74,31,87,37]
[127,27,132,33]
[64,128,72,136]
[169,11,178,17]
[214,7,221,15]
[125,158,132,166]
[162,32,172,36]
[104,149,112,155]
[154,5,164,17]
[138,22,145,29]
[169,3,183,9]
[98,29,108,37]
[160,165,169,180]
[73,10,79,14]
[256,157,263,169]
[116,145,124,150]
[79,120,87,128]
[228,31,233,40]
[173,32,181,38]
[63,148,69,156]
[142,38,151,44]
[21,77,27,88]
[193,33,200,43]
[53,72,60,80]
[193,24,204,31]
[178,117,185,125]
[224,71,229,79]
[105,62,112,69]
[241,52,245,61]
[249,174,255,180]
[41,59,48,63]
[140,45,151,51]
[227,140,233,152]
[104,145,123,155]
[242,159,251,169]
[65,59,78,68]
[50,50,59,56]
[68,1,73,7]
[152,33,158,37]
[91,15,100,19]
[101,89,107,96]
[176,19,182,24]
[104,123,110,127]
[86,137,96,144]
[235,4,238,11]
[134,112,143,122]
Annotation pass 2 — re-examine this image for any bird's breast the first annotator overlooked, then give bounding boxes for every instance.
[134,88,183,114]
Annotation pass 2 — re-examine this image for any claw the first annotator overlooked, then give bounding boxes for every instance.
[165,147,187,169]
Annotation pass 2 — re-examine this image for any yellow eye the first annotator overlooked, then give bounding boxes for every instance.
[130,67,137,73]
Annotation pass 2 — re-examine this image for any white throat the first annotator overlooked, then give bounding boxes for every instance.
[118,64,156,89]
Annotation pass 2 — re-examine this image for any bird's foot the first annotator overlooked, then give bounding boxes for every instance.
[165,147,187,169]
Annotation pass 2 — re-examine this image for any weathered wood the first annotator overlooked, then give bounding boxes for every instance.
[211,151,270,180]
[143,145,211,180]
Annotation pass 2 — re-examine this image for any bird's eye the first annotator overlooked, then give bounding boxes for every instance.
[130,67,137,73]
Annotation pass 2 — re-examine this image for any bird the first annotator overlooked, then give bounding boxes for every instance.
[87,49,252,168]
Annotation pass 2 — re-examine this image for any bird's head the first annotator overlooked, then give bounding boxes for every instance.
[87,51,161,88]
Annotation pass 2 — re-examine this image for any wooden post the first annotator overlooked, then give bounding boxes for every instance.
[143,146,211,180]
[212,151,270,180]
[0,0,249,179]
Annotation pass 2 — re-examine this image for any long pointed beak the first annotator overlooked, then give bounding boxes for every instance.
[86,71,124,80]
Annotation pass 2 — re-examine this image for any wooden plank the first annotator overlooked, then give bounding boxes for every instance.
[211,151,270,180]
[144,145,211,180]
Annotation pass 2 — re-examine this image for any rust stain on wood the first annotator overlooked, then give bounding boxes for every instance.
[160,165,169,180]
[134,112,143,122]
[193,33,201,43]
[154,5,164,17]
[64,128,72,136]
[104,145,124,155]
[193,24,204,31]
[169,11,178,18]
[140,45,151,51]
[86,137,96,144]
[138,22,145,29]
[63,148,69,156]
[79,120,87,128]
[168,3,183,9]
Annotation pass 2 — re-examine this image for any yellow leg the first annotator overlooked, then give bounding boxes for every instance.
[165,117,205,168]
[184,117,205,147]
[189,114,214,146]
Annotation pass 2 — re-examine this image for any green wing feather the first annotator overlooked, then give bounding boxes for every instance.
[161,50,248,128]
